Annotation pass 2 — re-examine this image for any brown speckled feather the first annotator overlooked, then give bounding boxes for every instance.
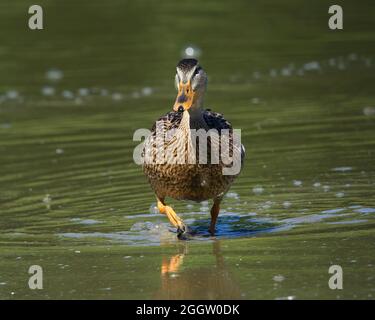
[143,109,245,202]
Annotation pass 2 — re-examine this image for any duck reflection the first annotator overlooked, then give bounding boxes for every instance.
[154,240,243,299]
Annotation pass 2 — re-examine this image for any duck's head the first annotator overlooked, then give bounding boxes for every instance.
[173,58,207,112]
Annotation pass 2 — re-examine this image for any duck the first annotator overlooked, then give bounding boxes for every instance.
[143,58,245,238]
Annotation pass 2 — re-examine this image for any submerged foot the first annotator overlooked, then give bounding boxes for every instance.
[177,224,190,240]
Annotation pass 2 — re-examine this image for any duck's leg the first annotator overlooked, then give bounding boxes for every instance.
[209,199,221,236]
[157,197,187,237]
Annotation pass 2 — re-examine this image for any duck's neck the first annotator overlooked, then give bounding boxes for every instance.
[193,92,205,110]
[188,107,209,130]
[180,91,207,129]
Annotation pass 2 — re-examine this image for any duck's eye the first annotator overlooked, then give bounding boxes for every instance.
[193,67,201,77]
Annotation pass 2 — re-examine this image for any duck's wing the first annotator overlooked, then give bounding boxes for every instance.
[202,109,233,131]
[202,109,245,170]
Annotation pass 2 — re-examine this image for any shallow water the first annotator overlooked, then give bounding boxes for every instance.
[1,0,375,299]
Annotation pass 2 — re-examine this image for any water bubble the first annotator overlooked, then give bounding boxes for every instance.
[199,205,209,212]
[79,219,101,225]
[273,275,285,282]
[335,192,345,198]
[199,200,209,212]
[62,90,74,99]
[0,123,12,129]
[281,67,292,77]
[332,167,352,172]
[149,203,159,214]
[283,201,292,208]
[269,69,278,77]
[43,194,51,204]
[251,97,260,104]
[130,221,154,232]
[348,53,358,61]
[41,86,55,96]
[364,57,372,67]
[78,88,90,96]
[226,192,239,199]
[313,182,321,187]
[43,194,52,209]
[182,45,201,58]
[337,57,346,70]
[328,58,336,67]
[167,272,180,279]
[276,295,296,300]
[112,92,123,101]
[46,68,63,81]
[303,61,320,71]
[252,186,264,195]
[56,148,64,155]
[261,201,273,210]
[141,87,153,96]
[363,106,375,116]
[252,71,261,80]
[74,97,83,105]
[185,47,194,56]
[6,90,19,99]
[293,180,302,187]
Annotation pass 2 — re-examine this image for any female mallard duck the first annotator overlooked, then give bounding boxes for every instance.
[143,58,245,238]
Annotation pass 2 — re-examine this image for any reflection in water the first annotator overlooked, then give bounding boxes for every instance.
[154,241,243,299]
